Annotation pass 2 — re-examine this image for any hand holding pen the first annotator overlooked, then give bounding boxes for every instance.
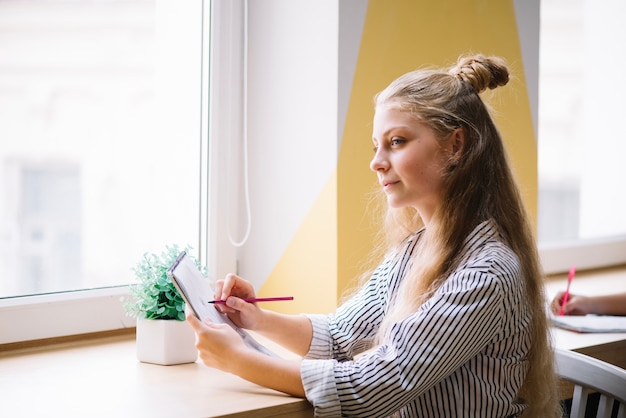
[558,265,576,316]
[211,273,294,330]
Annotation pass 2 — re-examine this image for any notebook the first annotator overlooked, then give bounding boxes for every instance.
[167,251,276,356]
[551,314,626,333]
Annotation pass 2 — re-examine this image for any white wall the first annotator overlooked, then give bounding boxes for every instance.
[234,0,340,286]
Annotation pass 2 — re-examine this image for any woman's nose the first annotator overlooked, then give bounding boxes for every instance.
[370,149,388,172]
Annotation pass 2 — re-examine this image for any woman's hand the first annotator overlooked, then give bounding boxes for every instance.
[210,273,313,356]
[186,314,248,373]
[186,313,306,397]
[213,273,265,331]
[550,291,593,316]
[550,291,626,316]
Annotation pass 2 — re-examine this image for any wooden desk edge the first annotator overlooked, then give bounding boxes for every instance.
[573,337,626,369]
[218,400,313,418]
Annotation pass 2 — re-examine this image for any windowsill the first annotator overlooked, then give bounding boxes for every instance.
[0,286,135,345]
[544,263,626,300]
[0,327,135,354]
[0,328,313,418]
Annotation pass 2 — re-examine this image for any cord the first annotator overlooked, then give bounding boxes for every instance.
[227,0,251,248]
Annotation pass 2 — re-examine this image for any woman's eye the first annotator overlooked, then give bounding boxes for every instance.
[391,138,405,146]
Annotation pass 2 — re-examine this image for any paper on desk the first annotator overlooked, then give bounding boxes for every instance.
[551,314,626,333]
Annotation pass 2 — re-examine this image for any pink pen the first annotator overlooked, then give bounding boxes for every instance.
[558,265,576,316]
[208,296,294,304]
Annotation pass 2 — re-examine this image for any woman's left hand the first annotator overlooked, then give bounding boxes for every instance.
[186,314,248,372]
[187,314,306,398]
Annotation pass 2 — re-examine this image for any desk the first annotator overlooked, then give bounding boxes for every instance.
[547,265,626,369]
[553,327,626,369]
[0,333,314,418]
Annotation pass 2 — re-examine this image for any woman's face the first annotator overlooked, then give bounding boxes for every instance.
[370,105,455,224]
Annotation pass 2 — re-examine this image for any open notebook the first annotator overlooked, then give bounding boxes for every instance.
[167,251,276,356]
[551,313,626,333]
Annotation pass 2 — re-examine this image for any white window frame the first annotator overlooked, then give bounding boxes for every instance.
[0,0,242,345]
[539,236,626,276]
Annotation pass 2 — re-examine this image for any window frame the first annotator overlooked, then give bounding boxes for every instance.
[539,235,626,276]
[0,287,132,344]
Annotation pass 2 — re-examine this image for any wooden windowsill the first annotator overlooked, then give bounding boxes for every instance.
[0,330,313,417]
[544,263,626,296]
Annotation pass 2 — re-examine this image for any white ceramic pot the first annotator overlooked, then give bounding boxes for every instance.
[136,317,198,365]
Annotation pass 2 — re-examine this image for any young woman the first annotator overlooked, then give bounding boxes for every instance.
[187,54,561,417]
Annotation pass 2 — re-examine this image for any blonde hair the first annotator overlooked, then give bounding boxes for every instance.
[368,54,560,417]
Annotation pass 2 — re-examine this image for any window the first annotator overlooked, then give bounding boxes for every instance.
[538,0,626,273]
[5,0,624,345]
[0,0,212,343]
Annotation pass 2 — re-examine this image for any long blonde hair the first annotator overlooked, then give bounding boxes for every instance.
[369,54,560,417]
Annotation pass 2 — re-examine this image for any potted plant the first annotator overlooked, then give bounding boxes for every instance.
[123,244,204,365]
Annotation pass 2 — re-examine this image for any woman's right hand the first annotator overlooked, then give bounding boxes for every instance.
[550,291,594,316]
[213,273,264,330]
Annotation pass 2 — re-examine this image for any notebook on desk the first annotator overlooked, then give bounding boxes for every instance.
[167,251,276,356]
[551,314,626,333]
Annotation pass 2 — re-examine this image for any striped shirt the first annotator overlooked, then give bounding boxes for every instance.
[301,220,531,417]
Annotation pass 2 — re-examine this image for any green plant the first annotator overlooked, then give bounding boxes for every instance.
[123,244,205,321]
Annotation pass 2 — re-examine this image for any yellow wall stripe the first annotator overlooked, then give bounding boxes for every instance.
[259,170,338,314]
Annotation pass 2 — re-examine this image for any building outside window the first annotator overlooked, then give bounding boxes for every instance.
[0,0,203,299]
[538,0,626,272]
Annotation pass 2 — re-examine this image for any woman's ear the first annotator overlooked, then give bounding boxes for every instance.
[450,127,465,156]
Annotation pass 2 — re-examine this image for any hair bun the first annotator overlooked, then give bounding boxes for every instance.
[449,54,509,93]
